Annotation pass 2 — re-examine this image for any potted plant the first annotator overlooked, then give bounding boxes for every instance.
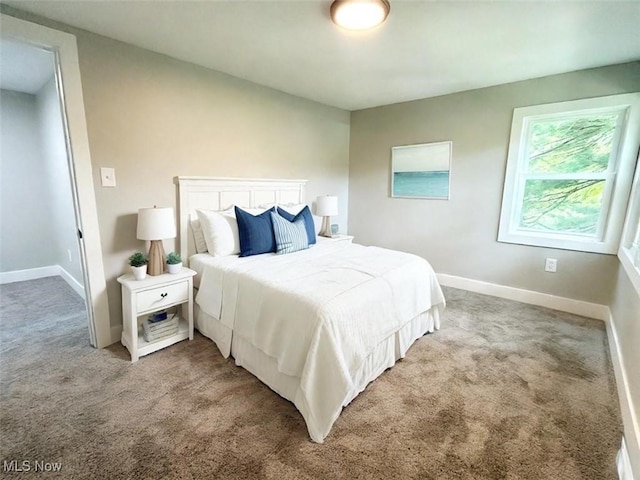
[128,251,148,280]
[166,252,182,274]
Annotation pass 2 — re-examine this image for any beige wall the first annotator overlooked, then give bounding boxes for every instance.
[73,33,350,331]
[0,2,352,333]
[610,266,640,475]
[349,62,640,305]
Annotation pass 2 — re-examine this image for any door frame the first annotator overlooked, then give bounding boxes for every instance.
[1,13,111,347]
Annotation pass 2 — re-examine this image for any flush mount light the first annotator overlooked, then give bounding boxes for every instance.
[330,0,391,31]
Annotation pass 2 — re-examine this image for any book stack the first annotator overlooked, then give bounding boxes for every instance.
[142,311,179,342]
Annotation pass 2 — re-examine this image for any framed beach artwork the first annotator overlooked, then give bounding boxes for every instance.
[391,141,452,199]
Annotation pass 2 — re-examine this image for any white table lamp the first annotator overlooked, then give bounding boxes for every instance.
[137,206,176,276]
[316,195,338,237]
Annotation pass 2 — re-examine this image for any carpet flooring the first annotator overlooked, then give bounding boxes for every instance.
[0,276,622,479]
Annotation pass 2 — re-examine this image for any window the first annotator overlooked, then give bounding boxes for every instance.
[498,93,640,254]
[619,150,640,294]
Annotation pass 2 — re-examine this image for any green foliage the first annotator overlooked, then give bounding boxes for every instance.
[519,113,618,234]
[128,251,148,267]
[166,252,182,265]
[527,115,616,174]
[521,180,604,234]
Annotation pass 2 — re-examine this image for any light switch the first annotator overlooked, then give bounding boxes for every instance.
[100,167,116,187]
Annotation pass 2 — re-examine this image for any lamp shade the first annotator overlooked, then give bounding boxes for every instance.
[136,207,176,241]
[316,196,339,217]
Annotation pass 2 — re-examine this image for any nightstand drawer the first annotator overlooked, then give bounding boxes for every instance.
[137,281,189,312]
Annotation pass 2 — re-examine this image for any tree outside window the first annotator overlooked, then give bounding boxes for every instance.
[518,113,621,236]
[498,93,640,254]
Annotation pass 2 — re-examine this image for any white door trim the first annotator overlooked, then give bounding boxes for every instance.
[1,13,111,348]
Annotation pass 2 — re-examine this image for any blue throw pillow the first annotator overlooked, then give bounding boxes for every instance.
[277,205,316,245]
[270,212,309,255]
[235,206,277,257]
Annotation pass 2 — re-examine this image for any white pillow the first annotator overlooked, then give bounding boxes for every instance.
[196,209,240,257]
[190,218,209,254]
[277,204,322,235]
[274,203,305,215]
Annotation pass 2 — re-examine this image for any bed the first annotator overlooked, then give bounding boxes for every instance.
[175,176,445,443]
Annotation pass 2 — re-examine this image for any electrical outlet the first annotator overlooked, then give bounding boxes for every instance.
[67,249,72,262]
[545,258,557,273]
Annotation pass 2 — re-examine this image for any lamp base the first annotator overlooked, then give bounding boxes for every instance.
[147,240,166,276]
[319,216,333,237]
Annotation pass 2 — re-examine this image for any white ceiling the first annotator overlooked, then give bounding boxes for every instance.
[0,38,54,94]
[3,1,640,110]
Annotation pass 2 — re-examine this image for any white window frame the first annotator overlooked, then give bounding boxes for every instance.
[619,148,640,294]
[498,93,640,254]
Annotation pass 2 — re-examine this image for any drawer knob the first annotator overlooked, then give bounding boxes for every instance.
[160,292,168,298]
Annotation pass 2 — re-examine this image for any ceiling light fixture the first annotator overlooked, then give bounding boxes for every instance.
[330,0,391,31]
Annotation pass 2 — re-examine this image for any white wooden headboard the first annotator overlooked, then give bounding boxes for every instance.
[174,176,308,262]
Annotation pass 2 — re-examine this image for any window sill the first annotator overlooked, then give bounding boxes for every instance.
[618,246,640,296]
[498,229,616,255]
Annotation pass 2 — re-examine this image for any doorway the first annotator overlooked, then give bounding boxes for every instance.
[1,14,111,347]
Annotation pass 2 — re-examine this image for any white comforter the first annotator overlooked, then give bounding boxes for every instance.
[196,240,445,442]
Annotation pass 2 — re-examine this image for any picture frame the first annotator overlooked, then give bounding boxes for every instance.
[391,141,452,199]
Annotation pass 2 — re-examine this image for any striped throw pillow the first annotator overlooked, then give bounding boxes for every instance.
[270,212,309,255]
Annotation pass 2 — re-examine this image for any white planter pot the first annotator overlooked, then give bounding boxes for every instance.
[131,265,147,280]
[167,262,182,274]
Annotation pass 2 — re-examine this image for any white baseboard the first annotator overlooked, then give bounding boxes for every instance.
[437,273,609,321]
[1,265,85,299]
[618,433,637,480]
[0,265,60,284]
[58,266,85,299]
[607,311,640,480]
[618,436,636,480]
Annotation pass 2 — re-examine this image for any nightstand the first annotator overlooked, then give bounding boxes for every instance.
[327,234,354,243]
[117,268,196,362]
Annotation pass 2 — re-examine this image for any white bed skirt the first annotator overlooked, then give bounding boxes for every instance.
[195,305,441,442]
